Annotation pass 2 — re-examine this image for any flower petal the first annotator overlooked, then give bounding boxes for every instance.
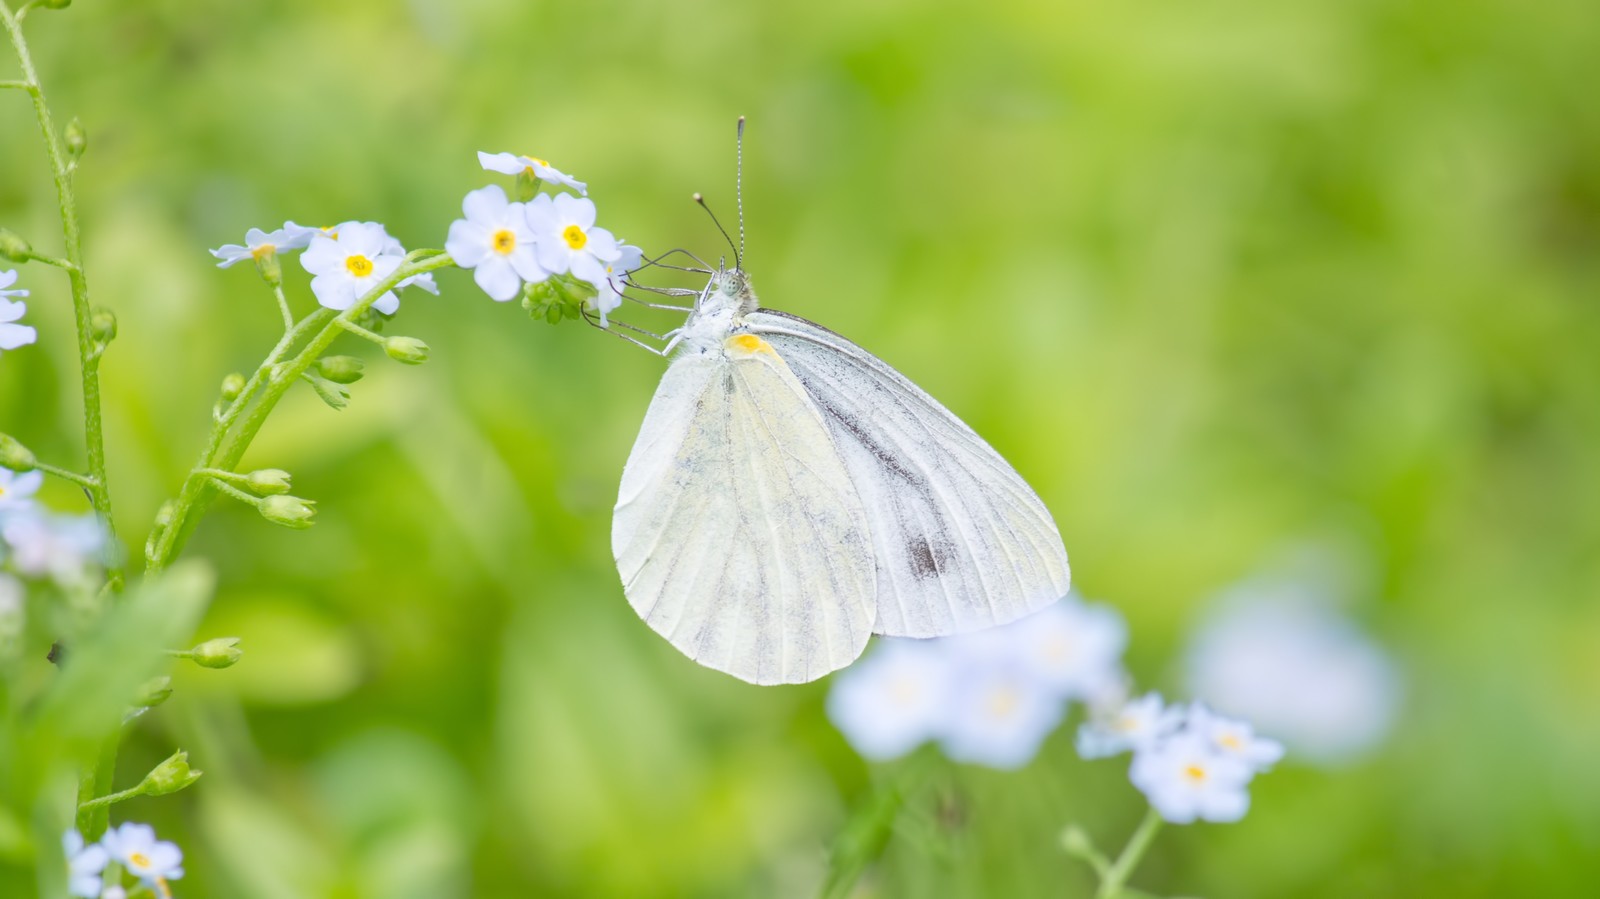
[462,184,510,223]
[474,257,521,301]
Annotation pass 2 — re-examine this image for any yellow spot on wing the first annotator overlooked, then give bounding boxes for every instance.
[726,333,776,356]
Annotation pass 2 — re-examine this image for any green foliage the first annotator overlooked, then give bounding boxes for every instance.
[3,0,1598,897]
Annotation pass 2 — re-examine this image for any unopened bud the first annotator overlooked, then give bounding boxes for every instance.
[0,433,36,472]
[188,636,243,669]
[65,117,87,159]
[0,229,30,263]
[1060,825,1095,858]
[220,372,246,402]
[353,308,388,334]
[90,307,117,343]
[245,469,291,495]
[134,675,172,708]
[383,336,429,365]
[138,750,201,796]
[260,494,316,529]
[317,355,365,384]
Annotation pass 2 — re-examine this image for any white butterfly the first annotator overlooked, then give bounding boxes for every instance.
[611,261,1071,684]
[609,121,1069,684]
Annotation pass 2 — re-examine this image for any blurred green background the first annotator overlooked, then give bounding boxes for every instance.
[4,0,1599,895]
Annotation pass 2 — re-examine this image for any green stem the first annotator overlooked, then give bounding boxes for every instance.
[1095,807,1164,899]
[271,283,293,331]
[334,317,386,345]
[75,783,144,813]
[206,477,262,508]
[32,460,96,488]
[144,252,453,571]
[2,1,122,591]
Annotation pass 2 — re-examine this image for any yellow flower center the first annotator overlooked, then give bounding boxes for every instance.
[322,225,339,239]
[985,688,1020,720]
[251,243,276,260]
[492,229,517,255]
[345,254,374,277]
[562,224,587,250]
[524,155,550,172]
[129,851,151,869]
[1219,733,1243,751]
[0,485,7,497]
[1183,764,1208,783]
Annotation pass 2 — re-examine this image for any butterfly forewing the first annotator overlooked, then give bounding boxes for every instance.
[746,309,1071,637]
[613,345,877,684]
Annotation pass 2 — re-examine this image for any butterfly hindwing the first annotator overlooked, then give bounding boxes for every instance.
[746,309,1071,637]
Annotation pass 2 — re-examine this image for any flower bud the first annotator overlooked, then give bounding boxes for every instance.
[383,336,429,365]
[0,433,37,472]
[188,636,243,669]
[317,355,365,384]
[353,308,388,334]
[305,372,350,410]
[220,372,246,402]
[138,750,202,796]
[259,495,316,529]
[245,469,291,495]
[90,307,117,343]
[1060,824,1096,859]
[0,229,30,263]
[134,675,172,709]
[65,117,87,159]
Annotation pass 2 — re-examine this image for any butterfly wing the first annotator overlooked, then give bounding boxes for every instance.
[613,346,877,684]
[746,309,1071,638]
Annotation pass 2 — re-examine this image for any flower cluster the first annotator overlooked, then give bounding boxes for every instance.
[210,220,435,314]
[0,269,39,360]
[65,823,183,898]
[447,151,644,325]
[1078,693,1283,824]
[827,594,1128,769]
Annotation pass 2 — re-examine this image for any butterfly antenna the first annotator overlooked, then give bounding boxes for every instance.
[736,115,746,270]
[693,192,740,270]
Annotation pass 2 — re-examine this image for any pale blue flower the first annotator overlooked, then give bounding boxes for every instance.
[936,664,1063,769]
[102,822,183,890]
[827,639,952,761]
[63,829,109,899]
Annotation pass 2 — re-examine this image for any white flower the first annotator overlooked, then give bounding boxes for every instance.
[63,829,109,899]
[937,664,1064,769]
[445,185,549,302]
[1076,692,1182,759]
[1185,704,1284,772]
[1,512,105,580]
[0,465,44,516]
[1006,594,1128,699]
[299,222,404,314]
[0,268,27,300]
[101,822,183,889]
[1,271,37,355]
[584,242,644,326]
[1129,732,1254,824]
[100,887,127,899]
[1184,586,1401,765]
[208,222,318,268]
[524,193,619,282]
[827,639,952,761]
[477,150,587,194]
